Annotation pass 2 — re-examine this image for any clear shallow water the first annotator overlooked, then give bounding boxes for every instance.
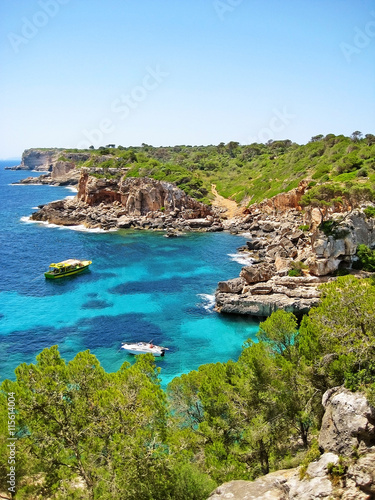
[0,162,259,387]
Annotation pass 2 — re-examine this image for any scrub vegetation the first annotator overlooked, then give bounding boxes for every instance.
[61,132,375,206]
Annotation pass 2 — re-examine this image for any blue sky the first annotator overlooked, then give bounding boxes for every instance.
[0,0,374,158]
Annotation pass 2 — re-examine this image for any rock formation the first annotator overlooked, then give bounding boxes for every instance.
[31,171,220,232]
[209,387,375,500]
[244,180,309,215]
[12,148,61,171]
[215,209,375,317]
[76,170,212,218]
[11,149,92,173]
[319,387,375,456]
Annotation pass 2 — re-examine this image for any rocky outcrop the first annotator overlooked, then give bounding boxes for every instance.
[12,149,93,172]
[306,211,375,276]
[12,148,61,171]
[244,180,309,215]
[76,171,212,219]
[31,173,220,232]
[319,387,375,456]
[215,207,375,317]
[209,388,375,500]
[216,274,330,317]
[12,149,96,186]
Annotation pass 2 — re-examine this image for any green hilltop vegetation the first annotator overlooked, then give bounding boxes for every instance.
[1,276,375,499]
[60,131,375,206]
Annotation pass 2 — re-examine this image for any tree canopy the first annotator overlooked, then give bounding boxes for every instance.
[1,276,375,498]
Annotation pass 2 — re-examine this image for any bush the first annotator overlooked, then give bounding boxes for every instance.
[356,244,375,271]
[319,220,349,240]
[299,440,321,479]
[364,206,375,219]
[288,261,308,277]
[327,457,347,485]
[288,269,302,277]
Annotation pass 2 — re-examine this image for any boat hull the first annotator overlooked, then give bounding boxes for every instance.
[122,348,165,357]
[121,342,167,357]
[44,263,91,279]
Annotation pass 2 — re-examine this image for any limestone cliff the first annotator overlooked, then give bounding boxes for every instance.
[215,208,375,317]
[209,387,375,500]
[13,148,61,171]
[31,171,218,231]
[77,170,212,217]
[244,180,309,215]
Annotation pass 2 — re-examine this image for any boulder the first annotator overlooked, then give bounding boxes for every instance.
[319,387,375,456]
[186,218,213,228]
[240,263,276,284]
[117,216,134,229]
[347,453,375,496]
[209,471,293,500]
[217,278,245,294]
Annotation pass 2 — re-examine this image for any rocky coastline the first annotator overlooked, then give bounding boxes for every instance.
[30,168,222,232]
[14,148,375,318]
[215,208,375,317]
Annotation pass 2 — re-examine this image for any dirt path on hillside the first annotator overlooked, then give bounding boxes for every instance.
[211,184,242,219]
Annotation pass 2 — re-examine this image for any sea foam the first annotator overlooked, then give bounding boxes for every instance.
[228,253,254,266]
[197,293,216,312]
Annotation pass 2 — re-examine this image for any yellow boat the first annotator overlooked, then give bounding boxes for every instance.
[44,259,92,279]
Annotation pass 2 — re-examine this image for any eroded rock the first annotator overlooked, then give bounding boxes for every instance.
[319,387,375,456]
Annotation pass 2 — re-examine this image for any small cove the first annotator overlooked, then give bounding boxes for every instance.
[0,163,259,387]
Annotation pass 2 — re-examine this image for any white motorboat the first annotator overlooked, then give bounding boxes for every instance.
[121,341,169,357]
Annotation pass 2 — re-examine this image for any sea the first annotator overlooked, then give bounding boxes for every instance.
[0,160,259,387]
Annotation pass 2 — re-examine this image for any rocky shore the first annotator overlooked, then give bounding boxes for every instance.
[15,149,375,318]
[215,208,375,317]
[30,170,223,232]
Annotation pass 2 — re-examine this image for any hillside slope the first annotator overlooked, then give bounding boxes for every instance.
[17,132,375,207]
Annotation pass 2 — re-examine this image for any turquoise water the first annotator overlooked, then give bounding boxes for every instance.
[0,163,258,387]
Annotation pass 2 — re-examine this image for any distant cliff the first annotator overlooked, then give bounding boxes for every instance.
[13,149,94,185]
[13,148,61,171]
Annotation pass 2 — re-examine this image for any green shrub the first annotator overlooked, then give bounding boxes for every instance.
[356,244,375,271]
[299,440,321,479]
[364,206,375,218]
[319,220,349,240]
[298,224,310,232]
[344,362,375,392]
[288,269,302,277]
[327,457,347,485]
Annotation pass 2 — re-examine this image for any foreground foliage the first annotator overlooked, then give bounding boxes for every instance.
[1,276,375,498]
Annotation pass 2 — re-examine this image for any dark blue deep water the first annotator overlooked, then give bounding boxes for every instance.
[0,161,259,386]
